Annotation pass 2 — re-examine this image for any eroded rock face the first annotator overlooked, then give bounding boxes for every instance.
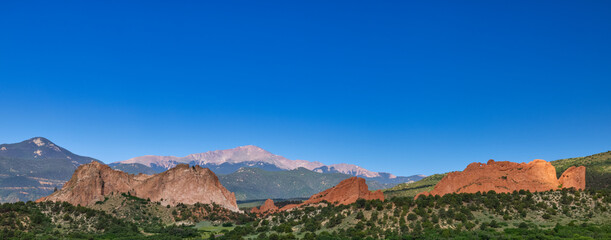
[558,166,586,190]
[37,162,240,212]
[417,159,586,198]
[250,199,278,214]
[280,177,384,211]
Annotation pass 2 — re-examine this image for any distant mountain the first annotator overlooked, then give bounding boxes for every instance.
[217,167,394,201]
[0,137,100,202]
[313,164,381,178]
[110,162,157,175]
[112,145,323,173]
[312,164,424,184]
[111,145,421,182]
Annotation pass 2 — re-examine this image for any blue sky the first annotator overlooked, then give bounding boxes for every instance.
[1,1,610,176]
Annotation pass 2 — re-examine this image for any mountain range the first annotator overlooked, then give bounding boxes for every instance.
[109,145,420,183]
[0,137,423,203]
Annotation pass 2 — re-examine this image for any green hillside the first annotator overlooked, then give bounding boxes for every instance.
[219,189,611,239]
[0,199,230,239]
[551,151,611,190]
[382,173,447,198]
[3,188,609,239]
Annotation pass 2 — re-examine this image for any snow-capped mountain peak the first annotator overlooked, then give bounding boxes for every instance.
[113,145,392,178]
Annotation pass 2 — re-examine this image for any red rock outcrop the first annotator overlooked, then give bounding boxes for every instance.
[250,199,278,214]
[558,166,586,190]
[417,159,586,198]
[280,177,384,211]
[37,162,240,212]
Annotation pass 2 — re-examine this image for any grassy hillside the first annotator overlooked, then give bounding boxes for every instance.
[383,174,447,198]
[0,200,142,239]
[89,193,251,226]
[3,189,609,239]
[1,196,251,239]
[219,189,611,239]
[551,151,611,190]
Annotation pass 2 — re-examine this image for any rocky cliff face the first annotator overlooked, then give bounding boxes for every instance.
[281,177,384,211]
[37,162,240,212]
[250,199,278,214]
[418,159,586,197]
[558,166,586,190]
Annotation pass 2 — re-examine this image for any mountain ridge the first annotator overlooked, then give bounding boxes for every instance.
[0,137,101,202]
[111,145,417,181]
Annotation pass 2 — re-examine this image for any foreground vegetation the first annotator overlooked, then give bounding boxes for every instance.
[0,194,250,239]
[218,189,610,239]
[0,189,609,239]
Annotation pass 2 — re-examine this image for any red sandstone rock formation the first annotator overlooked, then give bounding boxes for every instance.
[280,177,384,211]
[558,166,586,190]
[37,162,240,212]
[250,199,278,214]
[417,159,586,198]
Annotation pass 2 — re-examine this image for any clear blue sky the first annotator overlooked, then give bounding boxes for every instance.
[1,1,610,176]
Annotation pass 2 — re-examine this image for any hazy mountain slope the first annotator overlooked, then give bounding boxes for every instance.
[108,162,157,175]
[313,164,381,178]
[0,137,101,202]
[116,145,324,172]
[218,167,391,201]
[111,161,286,175]
[112,145,420,181]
